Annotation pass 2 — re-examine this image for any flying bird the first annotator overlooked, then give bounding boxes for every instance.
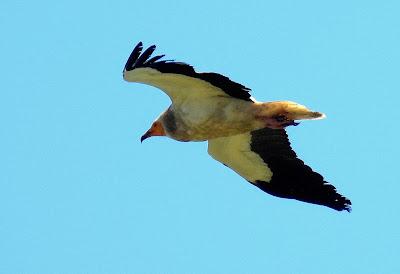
[123,42,351,212]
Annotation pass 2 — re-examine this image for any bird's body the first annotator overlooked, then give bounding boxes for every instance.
[160,100,323,141]
[158,100,258,141]
[123,42,352,212]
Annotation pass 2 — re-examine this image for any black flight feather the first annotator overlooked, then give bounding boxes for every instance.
[144,54,165,65]
[250,127,352,212]
[124,42,143,71]
[134,45,156,67]
[124,42,253,102]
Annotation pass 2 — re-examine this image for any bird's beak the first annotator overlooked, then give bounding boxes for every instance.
[140,130,152,143]
[140,121,166,143]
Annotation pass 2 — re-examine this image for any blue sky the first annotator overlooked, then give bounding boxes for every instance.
[1,0,399,273]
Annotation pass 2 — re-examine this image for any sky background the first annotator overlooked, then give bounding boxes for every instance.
[1,0,399,273]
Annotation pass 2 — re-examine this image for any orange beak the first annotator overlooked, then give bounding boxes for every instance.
[140,121,165,142]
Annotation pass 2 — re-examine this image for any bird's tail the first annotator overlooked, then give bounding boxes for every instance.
[279,101,326,120]
[255,101,325,129]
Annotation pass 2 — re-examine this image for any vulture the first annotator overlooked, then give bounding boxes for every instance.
[123,42,351,212]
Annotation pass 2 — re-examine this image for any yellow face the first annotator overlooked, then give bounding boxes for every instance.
[140,121,166,142]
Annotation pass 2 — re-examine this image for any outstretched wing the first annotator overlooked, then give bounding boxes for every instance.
[208,128,351,212]
[123,42,253,105]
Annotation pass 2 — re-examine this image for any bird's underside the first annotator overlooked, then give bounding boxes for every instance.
[158,100,326,142]
[123,41,352,212]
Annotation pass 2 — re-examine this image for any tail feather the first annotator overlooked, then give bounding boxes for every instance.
[265,101,326,121]
[284,102,325,120]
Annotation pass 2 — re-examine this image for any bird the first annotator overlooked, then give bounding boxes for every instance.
[123,42,352,212]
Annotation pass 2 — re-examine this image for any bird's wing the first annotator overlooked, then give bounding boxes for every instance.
[123,42,253,105]
[208,128,351,211]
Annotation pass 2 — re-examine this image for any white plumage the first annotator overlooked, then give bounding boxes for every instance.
[208,133,273,183]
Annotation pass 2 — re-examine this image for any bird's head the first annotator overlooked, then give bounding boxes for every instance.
[141,120,166,142]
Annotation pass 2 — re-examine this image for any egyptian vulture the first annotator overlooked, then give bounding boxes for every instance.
[123,42,351,212]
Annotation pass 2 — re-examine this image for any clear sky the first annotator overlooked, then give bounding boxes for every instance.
[1,0,399,273]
